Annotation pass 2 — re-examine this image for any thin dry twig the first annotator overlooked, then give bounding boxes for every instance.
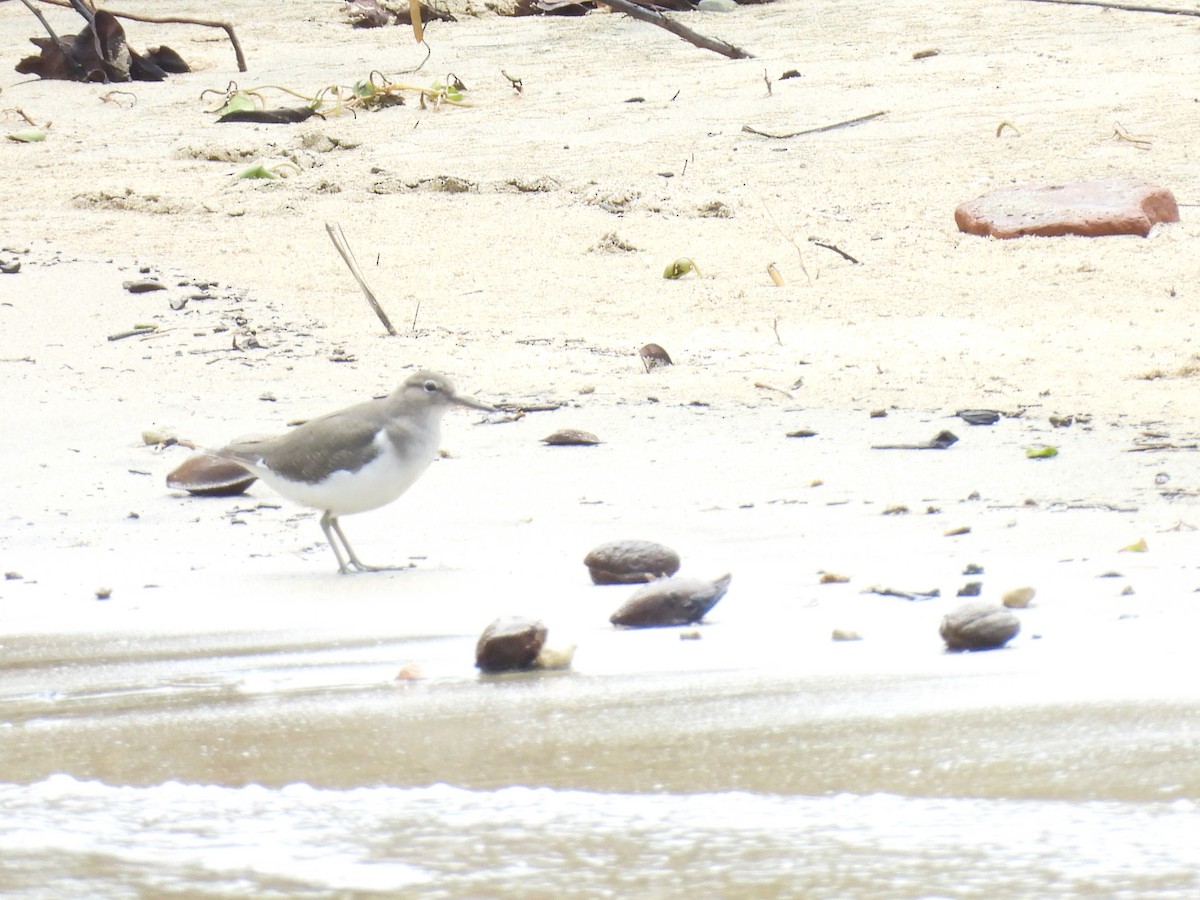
[1113,121,1153,150]
[810,240,861,265]
[107,325,158,341]
[600,0,753,59]
[1009,0,1200,16]
[761,201,811,284]
[754,381,793,399]
[325,223,398,336]
[34,0,248,71]
[742,111,887,139]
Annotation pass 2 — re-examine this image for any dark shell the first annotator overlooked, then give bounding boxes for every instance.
[940,602,1020,651]
[475,617,548,673]
[166,453,257,496]
[218,106,317,125]
[542,429,601,446]
[610,573,731,628]
[957,409,1001,426]
[585,539,681,585]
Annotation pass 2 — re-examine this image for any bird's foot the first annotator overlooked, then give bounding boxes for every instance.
[340,559,416,575]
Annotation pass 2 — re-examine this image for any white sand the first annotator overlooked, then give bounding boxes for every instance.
[1,0,1198,676]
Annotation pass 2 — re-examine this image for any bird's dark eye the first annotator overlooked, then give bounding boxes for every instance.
[423,380,439,393]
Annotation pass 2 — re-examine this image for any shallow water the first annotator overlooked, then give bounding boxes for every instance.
[2,778,1197,899]
[1,625,1198,898]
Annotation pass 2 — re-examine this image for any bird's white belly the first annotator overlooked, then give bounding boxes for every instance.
[259,429,437,516]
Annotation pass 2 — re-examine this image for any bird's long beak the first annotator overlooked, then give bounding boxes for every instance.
[453,392,496,412]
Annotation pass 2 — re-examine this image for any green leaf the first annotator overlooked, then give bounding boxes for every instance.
[1025,445,1058,459]
[6,128,45,143]
[237,163,280,180]
[664,258,698,279]
[216,92,258,116]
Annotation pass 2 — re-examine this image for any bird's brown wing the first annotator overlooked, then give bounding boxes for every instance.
[221,399,388,485]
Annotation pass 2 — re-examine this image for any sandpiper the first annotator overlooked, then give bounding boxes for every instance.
[213,370,492,573]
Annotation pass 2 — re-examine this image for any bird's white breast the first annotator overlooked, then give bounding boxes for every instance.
[257,427,440,516]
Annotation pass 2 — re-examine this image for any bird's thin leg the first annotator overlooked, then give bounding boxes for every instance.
[328,514,411,573]
[319,511,352,574]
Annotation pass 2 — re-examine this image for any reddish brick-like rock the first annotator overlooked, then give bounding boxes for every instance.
[955,178,1178,239]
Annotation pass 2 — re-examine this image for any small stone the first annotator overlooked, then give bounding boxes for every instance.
[610,573,731,628]
[831,629,862,641]
[142,428,180,446]
[679,629,702,640]
[940,602,1020,651]
[5,571,22,580]
[962,563,984,575]
[1002,586,1036,608]
[534,641,577,670]
[475,617,548,673]
[820,572,850,584]
[123,280,167,293]
[955,178,1179,239]
[957,581,982,597]
[584,539,681,585]
[95,587,112,600]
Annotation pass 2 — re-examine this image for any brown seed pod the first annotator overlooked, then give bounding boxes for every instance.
[940,602,1020,651]
[610,573,732,628]
[584,539,681,585]
[166,453,257,497]
[639,343,673,372]
[475,616,548,673]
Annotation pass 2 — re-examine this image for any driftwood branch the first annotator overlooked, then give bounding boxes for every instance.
[1009,0,1200,16]
[325,223,398,337]
[32,0,248,70]
[601,0,753,59]
[742,111,887,139]
[16,0,75,63]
